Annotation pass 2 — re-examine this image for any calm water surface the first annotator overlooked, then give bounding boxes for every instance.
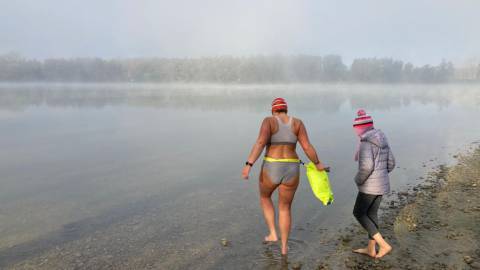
[0,83,479,269]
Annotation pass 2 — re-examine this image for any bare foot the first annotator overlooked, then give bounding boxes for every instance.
[375,245,392,258]
[353,247,376,258]
[263,234,278,243]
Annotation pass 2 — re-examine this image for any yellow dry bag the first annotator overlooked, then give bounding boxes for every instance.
[305,162,334,205]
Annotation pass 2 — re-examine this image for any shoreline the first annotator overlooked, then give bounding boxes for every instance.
[319,143,480,270]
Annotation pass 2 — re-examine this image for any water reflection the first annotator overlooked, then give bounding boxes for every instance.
[0,83,479,112]
[0,83,480,269]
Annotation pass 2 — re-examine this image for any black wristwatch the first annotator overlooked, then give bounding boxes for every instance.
[245,161,254,167]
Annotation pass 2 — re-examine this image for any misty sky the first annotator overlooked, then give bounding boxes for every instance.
[1,0,479,65]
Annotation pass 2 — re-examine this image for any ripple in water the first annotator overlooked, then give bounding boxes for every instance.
[254,238,308,268]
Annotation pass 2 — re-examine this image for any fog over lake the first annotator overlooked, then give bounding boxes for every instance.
[0,83,479,269]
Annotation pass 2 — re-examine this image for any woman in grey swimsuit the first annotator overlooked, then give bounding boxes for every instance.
[241,97,327,255]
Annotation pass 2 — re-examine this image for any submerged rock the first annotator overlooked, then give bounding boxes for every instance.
[220,238,229,247]
[464,255,474,264]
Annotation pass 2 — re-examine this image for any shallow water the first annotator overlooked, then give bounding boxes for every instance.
[0,83,479,269]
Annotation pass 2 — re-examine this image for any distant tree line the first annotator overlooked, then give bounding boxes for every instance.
[0,52,478,83]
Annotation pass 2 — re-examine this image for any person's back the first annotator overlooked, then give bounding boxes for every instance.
[355,128,395,195]
[265,114,299,161]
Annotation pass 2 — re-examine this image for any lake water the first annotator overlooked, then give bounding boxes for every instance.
[0,83,479,269]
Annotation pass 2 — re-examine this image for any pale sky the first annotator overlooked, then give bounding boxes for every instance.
[1,0,479,65]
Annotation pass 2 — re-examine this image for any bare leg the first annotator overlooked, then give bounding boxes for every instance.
[372,233,392,258]
[260,196,278,242]
[259,169,279,242]
[278,176,299,255]
[353,239,377,257]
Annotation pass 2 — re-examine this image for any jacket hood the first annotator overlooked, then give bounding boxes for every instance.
[361,129,389,148]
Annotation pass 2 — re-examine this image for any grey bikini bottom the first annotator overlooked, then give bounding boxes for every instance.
[262,160,300,184]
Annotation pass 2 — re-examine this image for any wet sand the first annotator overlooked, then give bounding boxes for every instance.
[320,144,480,270]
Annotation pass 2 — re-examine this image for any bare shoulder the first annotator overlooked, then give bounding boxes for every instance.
[292,117,303,124]
[292,117,304,132]
[263,116,274,124]
[262,116,275,129]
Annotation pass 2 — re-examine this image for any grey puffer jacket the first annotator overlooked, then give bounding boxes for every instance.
[354,129,395,195]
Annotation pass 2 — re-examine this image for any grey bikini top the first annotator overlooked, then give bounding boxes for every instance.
[269,116,298,145]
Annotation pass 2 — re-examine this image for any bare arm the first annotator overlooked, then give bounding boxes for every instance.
[246,117,271,163]
[242,118,271,179]
[297,120,327,171]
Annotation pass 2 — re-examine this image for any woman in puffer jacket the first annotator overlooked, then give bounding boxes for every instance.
[352,109,395,259]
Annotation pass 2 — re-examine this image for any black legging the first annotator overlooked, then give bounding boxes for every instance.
[353,192,382,239]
